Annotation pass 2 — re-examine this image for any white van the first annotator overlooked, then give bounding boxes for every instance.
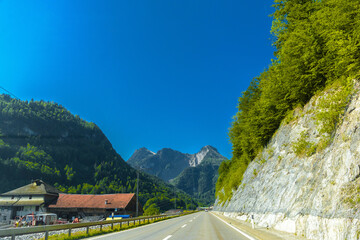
[35,213,57,225]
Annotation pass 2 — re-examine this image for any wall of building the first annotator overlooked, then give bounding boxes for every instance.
[0,207,11,224]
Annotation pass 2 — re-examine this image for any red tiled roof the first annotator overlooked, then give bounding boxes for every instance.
[48,193,135,209]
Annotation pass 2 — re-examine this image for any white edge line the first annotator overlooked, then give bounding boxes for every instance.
[88,217,174,239]
[181,224,187,228]
[210,212,257,240]
[163,235,172,240]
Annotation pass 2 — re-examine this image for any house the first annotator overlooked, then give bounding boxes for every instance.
[164,209,183,215]
[48,193,143,220]
[0,180,61,223]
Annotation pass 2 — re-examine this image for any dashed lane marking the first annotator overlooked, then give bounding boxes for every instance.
[181,224,187,228]
[163,235,172,240]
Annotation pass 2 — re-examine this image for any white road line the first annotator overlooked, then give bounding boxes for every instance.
[211,213,256,240]
[189,220,193,222]
[181,224,187,228]
[163,235,172,240]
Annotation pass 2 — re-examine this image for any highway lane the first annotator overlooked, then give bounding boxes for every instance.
[87,212,254,240]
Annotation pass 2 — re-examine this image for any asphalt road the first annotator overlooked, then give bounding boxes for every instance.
[87,212,254,240]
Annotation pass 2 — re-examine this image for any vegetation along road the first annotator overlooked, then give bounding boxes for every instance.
[87,212,255,240]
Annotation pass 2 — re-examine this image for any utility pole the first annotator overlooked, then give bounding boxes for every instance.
[136,171,139,217]
[174,187,176,209]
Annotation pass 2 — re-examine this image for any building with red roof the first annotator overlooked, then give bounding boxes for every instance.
[48,193,143,219]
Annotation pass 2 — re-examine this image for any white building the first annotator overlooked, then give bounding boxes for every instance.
[0,180,61,223]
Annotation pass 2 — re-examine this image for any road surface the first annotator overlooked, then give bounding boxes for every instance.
[87,212,255,240]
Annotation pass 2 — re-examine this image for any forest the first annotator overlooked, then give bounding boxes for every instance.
[0,94,200,213]
[216,0,360,203]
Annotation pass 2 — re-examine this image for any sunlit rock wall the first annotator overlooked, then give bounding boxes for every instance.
[215,82,360,240]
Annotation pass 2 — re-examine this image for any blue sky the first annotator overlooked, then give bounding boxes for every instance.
[0,0,274,160]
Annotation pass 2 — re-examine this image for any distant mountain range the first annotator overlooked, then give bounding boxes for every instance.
[127,145,227,204]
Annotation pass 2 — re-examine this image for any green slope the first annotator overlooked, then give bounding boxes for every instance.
[0,95,199,210]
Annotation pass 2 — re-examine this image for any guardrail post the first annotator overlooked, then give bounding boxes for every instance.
[120,221,122,229]
[11,232,15,240]
[45,230,49,240]
[111,222,113,229]
[100,224,102,232]
[86,226,89,234]
[68,228,71,237]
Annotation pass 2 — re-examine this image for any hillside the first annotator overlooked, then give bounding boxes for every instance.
[128,145,226,204]
[214,0,360,239]
[0,95,199,211]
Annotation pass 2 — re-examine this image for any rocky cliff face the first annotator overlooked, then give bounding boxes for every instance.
[215,83,360,240]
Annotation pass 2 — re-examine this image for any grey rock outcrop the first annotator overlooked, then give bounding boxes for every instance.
[215,83,360,240]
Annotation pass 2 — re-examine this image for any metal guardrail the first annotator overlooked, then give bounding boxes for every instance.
[0,215,169,240]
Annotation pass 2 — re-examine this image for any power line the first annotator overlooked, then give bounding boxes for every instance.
[0,86,20,99]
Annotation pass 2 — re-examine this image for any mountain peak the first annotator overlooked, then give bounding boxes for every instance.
[127,147,155,164]
[200,145,219,153]
[189,145,223,167]
[137,147,155,154]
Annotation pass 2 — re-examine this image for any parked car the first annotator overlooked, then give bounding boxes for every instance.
[54,218,68,224]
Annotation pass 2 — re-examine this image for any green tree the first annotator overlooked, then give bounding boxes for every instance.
[143,203,160,216]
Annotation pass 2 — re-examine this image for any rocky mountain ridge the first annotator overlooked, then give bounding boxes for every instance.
[127,145,225,181]
[214,82,360,240]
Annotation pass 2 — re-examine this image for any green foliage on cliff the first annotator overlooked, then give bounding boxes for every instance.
[217,0,360,203]
[0,95,199,210]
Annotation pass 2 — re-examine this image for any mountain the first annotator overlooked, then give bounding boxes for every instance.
[128,145,227,204]
[128,145,226,181]
[128,147,189,181]
[0,95,199,211]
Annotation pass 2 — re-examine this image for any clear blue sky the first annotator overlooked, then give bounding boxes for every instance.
[0,0,274,160]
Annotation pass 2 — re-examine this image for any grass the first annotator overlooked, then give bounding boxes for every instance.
[291,80,353,157]
[292,131,316,157]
